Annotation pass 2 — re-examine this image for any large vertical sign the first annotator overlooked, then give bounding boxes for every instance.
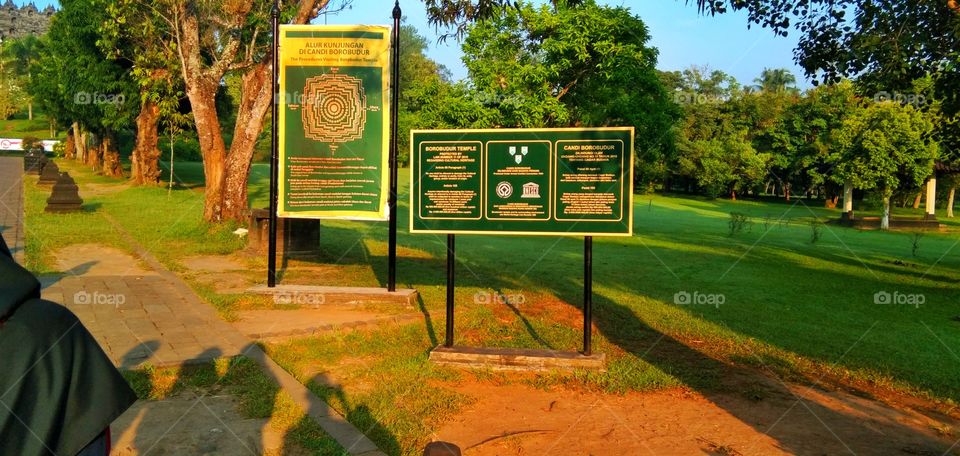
[410,128,634,236]
[278,25,391,220]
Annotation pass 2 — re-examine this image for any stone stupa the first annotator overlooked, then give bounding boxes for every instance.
[45,172,83,213]
[36,161,59,186]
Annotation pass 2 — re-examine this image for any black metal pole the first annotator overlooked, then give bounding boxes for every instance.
[387,1,401,291]
[267,0,280,288]
[583,236,593,355]
[445,234,455,347]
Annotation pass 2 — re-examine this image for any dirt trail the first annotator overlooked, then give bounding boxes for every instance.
[437,375,959,456]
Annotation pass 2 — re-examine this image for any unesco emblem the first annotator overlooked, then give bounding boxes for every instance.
[521,182,540,198]
[496,181,513,198]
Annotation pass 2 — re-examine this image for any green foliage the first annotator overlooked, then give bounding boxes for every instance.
[753,67,799,94]
[20,136,44,154]
[831,101,938,228]
[51,140,66,158]
[727,211,752,236]
[0,78,24,120]
[760,81,859,196]
[460,0,679,188]
[691,1,960,118]
[0,35,40,118]
[30,0,137,135]
[911,232,924,257]
[678,129,770,198]
[396,22,456,166]
[831,102,938,197]
[809,219,824,244]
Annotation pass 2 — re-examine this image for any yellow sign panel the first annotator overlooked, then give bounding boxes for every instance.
[278,25,391,220]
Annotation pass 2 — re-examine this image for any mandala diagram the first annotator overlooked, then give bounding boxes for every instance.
[301,73,367,143]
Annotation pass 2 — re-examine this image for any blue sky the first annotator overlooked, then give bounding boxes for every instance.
[28,0,809,88]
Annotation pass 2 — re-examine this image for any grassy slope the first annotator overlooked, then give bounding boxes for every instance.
[0,114,63,140]
[24,158,960,455]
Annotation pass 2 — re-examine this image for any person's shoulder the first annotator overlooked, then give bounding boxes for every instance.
[5,299,83,335]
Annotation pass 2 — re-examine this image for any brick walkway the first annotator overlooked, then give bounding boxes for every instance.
[0,157,25,263]
[37,210,384,454]
[42,272,249,368]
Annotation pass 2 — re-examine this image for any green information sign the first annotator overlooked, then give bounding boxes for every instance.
[410,128,634,236]
[278,25,391,220]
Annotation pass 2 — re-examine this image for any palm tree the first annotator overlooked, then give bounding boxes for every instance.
[1,35,41,120]
[753,68,799,94]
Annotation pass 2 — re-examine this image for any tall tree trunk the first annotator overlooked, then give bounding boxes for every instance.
[27,102,32,121]
[101,132,123,177]
[188,86,227,221]
[948,186,956,218]
[64,128,76,160]
[131,99,163,185]
[86,133,102,170]
[222,60,272,220]
[178,13,227,222]
[881,192,891,230]
[912,192,922,209]
[73,123,85,161]
[784,183,791,201]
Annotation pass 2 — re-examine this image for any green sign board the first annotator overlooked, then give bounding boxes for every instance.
[410,128,634,236]
[278,25,391,220]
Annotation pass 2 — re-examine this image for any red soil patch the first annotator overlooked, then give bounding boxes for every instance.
[435,373,960,455]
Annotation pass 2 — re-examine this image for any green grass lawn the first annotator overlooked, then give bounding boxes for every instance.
[23,158,960,455]
[0,113,63,140]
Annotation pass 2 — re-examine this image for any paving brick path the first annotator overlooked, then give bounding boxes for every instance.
[41,210,383,454]
[0,157,25,263]
[2,162,385,454]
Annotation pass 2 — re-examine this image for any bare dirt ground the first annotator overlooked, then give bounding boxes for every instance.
[436,372,959,456]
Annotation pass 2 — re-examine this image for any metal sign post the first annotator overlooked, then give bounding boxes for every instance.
[583,236,593,355]
[388,1,401,291]
[267,0,280,287]
[445,234,455,347]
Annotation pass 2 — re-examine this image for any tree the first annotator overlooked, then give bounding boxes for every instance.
[31,0,136,177]
[831,102,938,229]
[396,21,454,165]
[761,81,858,201]
[101,0,186,185]
[460,0,680,189]
[125,0,352,222]
[753,68,799,94]
[1,35,40,120]
[677,129,770,199]
[689,1,960,116]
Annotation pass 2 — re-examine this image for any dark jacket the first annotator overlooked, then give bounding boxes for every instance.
[0,233,137,455]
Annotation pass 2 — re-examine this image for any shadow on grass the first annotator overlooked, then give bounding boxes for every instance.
[118,343,380,455]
